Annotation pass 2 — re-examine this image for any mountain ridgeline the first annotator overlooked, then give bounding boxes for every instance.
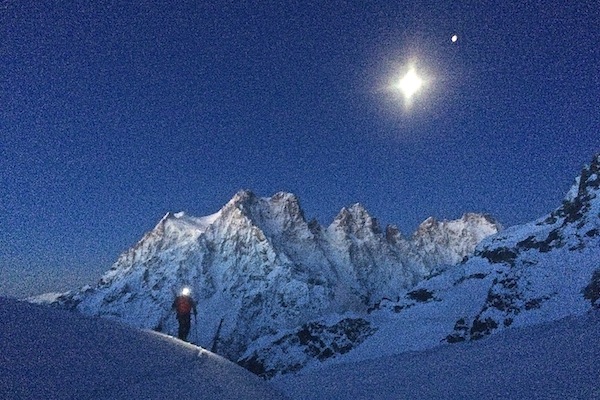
[41,153,600,378]
[45,190,499,360]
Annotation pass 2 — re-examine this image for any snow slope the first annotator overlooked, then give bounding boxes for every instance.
[0,298,285,400]
[274,310,600,400]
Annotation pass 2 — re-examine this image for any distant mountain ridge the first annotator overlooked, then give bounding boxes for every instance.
[39,189,499,361]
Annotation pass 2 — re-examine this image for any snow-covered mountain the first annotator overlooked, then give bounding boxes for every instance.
[240,153,600,377]
[36,153,599,380]
[37,190,499,363]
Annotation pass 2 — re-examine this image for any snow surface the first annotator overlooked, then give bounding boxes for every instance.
[4,301,597,400]
[274,310,600,400]
[0,297,285,400]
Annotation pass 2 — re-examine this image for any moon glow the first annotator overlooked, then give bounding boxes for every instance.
[396,68,423,101]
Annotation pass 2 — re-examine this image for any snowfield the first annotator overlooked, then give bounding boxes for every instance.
[2,297,598,399]
[0,298,285,400]
[274,310,600,400]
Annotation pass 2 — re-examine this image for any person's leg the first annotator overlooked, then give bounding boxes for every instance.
[180,315,191,341]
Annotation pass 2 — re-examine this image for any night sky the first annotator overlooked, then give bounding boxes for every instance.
[2,1,599,297]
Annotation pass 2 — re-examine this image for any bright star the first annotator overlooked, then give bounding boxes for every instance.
[396,67,423,101]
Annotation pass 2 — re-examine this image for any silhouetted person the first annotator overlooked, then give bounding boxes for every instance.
[172,287,197,341]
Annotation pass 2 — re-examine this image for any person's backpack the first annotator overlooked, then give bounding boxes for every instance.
[176,296,193,315]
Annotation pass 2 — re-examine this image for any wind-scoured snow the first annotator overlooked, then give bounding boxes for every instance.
[0,297,285,400]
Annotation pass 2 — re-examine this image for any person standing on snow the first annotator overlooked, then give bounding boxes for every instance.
[172,287,197,341]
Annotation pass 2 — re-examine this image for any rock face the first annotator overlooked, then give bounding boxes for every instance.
[41,191,499,362]
[239,317,377,378]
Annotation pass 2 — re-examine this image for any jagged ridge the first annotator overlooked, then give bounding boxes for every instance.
[38,189,500,363]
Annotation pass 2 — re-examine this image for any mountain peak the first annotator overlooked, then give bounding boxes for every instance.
[414,213,500,238]
[546,153,600,226]
[331,203,382,235]
[227,189,258,208]
[270,191,299,203]
[416,216,437,231]
[268,192,304,219]
[335,203,372,222]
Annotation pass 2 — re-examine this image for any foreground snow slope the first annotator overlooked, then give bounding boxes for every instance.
[274,310,600,400]
[0,298,285,400]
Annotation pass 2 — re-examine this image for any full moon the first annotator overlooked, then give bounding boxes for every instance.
[396,68,423,101]
[451,34,458,43]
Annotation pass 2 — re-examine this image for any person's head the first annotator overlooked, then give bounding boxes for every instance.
[181,287,191,297]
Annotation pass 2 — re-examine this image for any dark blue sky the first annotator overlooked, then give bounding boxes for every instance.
[2,1,599,297]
